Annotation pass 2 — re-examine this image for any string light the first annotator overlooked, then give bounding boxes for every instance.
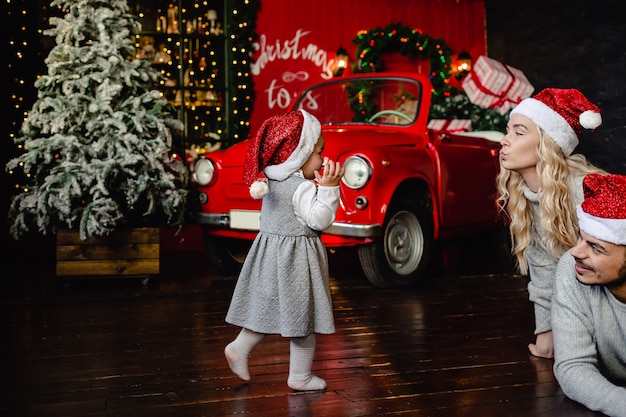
[5,0,58,194]
[350,22,454,120]
[5,0,259,200]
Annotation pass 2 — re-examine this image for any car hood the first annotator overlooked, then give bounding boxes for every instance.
[214,126,423,168]
[322,126,424,158]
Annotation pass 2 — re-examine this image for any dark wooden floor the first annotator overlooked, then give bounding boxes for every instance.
[0,231,605,417]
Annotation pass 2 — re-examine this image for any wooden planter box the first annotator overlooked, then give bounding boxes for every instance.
[56,227,160,279]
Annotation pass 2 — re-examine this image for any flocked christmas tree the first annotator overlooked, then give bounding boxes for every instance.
[6,0,187,240]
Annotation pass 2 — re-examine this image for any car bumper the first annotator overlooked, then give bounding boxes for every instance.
[195,212,381,238]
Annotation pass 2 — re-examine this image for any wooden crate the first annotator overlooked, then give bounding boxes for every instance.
[56,227,160,278]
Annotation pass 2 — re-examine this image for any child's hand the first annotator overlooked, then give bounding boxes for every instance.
[315,157,345,187]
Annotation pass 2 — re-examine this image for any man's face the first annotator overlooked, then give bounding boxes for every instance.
[571,230,626,293]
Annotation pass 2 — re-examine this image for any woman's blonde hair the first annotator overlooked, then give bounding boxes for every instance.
[496,127,605,274]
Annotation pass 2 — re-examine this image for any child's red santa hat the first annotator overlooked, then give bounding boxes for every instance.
[243,109,321,199]
[510,88,602,156]
[577,174,626,245]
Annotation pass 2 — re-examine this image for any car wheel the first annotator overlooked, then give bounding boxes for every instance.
[357,203,433,288]
[204,235,251,275]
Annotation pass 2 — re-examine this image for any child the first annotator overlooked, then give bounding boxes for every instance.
[497,88,606,358]
[224,109,344,391]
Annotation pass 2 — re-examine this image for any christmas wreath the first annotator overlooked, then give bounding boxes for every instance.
[350,22,507,131]
[352,22,453,99]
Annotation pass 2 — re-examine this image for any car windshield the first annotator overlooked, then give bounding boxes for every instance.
[293,76,423,126]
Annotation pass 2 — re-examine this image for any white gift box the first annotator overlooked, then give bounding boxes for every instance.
[427,119,472,133]
[461,55,534,115]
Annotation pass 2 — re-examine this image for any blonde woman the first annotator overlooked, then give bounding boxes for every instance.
[497,88,605,358]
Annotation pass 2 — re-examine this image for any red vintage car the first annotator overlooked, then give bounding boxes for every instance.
[192,73,504,287]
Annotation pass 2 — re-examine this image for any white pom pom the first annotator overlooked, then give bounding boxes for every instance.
[580,110,602,130]
[249,180,269,199]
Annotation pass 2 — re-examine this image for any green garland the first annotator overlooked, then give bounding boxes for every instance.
[353,22,453,99]
[429,89,508,132]
[350,22,507,131]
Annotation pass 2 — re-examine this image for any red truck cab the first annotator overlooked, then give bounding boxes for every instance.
[193,73,504,287]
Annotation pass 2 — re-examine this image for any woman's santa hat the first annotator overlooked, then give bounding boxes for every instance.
[243,109,321,199]
[510,88,602,156]
[577,174,626,245]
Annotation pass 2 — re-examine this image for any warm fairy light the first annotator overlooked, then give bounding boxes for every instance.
[7,0,257,188]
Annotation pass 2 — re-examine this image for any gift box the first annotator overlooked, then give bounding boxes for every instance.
[461,55,534,115]
[427,119,472,133]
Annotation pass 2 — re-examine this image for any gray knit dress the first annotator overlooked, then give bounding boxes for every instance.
[225,176,336,337]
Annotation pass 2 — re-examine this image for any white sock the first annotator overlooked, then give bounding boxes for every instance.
[224,328,265,381]
[287,334,327,391]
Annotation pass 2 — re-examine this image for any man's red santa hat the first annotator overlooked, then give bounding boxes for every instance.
[577,173,626,245]
[243,109,321,199]
[510,88,602,156]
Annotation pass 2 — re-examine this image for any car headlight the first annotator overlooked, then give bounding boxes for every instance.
[193,158,215,186]
[341,156,371,189]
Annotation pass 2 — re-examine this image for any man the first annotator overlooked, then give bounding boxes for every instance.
[552,173,626,417]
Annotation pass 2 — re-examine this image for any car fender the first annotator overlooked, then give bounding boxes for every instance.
[334,144,442,238]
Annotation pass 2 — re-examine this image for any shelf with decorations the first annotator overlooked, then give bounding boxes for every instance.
[129,0,258,161]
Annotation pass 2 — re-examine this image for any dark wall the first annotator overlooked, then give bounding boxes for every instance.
[485,0,626,174]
